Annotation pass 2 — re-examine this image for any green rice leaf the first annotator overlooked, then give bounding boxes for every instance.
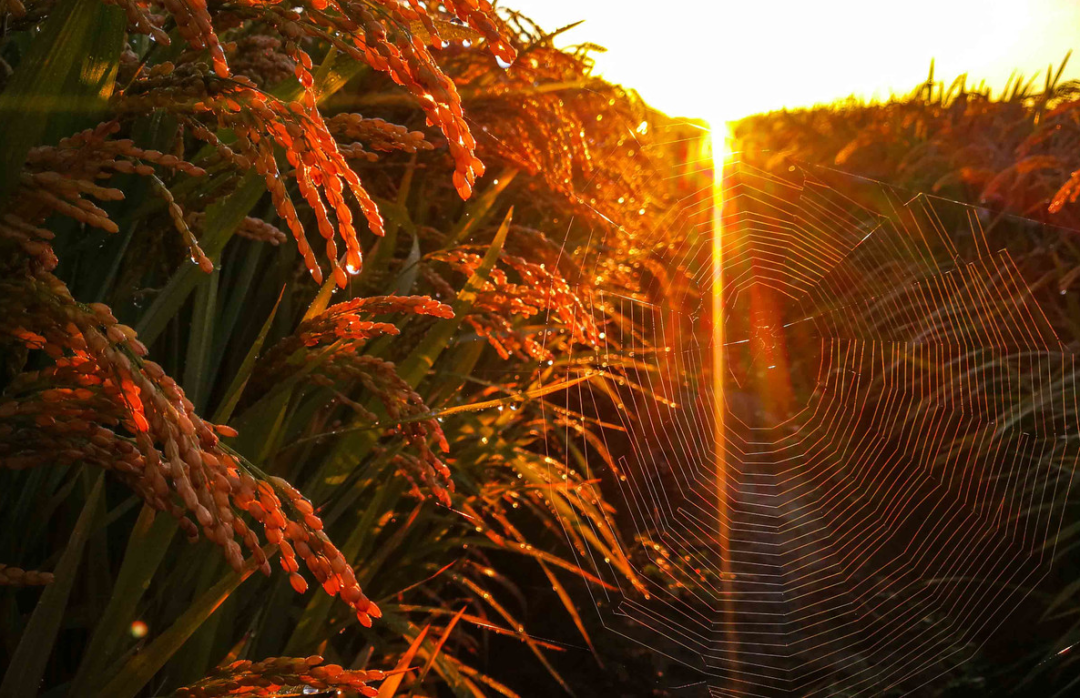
[0,0,125,202]
[1,472,105,697]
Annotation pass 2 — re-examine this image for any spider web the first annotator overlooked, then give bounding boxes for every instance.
[547,135,1080,696]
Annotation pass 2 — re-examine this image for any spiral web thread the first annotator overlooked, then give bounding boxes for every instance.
[548,134,1080,696]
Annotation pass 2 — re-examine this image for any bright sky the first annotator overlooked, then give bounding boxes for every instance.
[505,0,1080,123]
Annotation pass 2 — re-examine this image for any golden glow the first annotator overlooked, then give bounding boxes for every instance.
[710,116,739,678]
[508,0,1080,119]
[710,120,729,504]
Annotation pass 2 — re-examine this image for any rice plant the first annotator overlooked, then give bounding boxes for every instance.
[0,2,680,695]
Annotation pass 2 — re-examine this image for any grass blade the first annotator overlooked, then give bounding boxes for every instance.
[1,472,104,698]
[397,207,514,387]
[91,553,264,698]
[313,208,513,492]
[376,625,429,698]
[213,287,285,424]
[183,268,219,411]
[135,173,265,345]
[67,505,177,696]
[0,0,125,201]
[409,605,468,697]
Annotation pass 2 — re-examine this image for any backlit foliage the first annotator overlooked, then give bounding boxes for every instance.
[735,59,1080,229]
